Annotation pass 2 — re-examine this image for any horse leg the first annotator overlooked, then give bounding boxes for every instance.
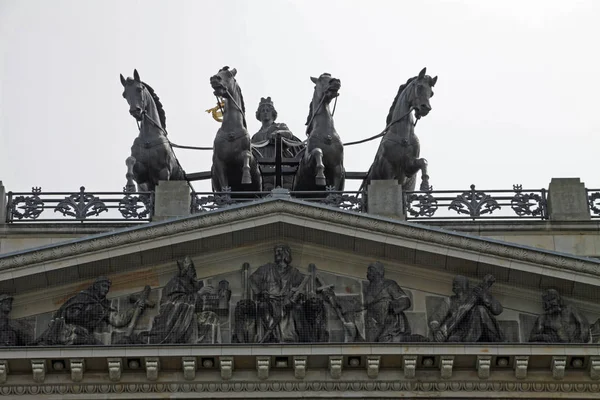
[311,148,326,186]
[212,161,227,192]
[158,167,171,182]
[241,150,252,185]
[124,156,137,192]
[332,165,345,191]
[406,158,431,191]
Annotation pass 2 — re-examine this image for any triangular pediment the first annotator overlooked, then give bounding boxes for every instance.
[2,197,600,345]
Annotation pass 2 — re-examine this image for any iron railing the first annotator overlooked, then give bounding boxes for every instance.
[404,185,548,221]
[587,189,600,219]
[191,188,366,214]
[5,187,154,223]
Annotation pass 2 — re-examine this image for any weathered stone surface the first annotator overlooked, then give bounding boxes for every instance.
[547,178,590,221]
[153,180,191,221]
[367,180,404,219]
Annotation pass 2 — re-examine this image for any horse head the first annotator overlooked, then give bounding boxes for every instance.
[310,73,341,105]
[406,67,437,119]
[210,66,238,99]
[120,69,147,121]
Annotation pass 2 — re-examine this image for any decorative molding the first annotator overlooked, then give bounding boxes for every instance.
[0,360,8,384]
[329,356,343,379]
[2,199,599,283]
[107,358,122,382]
[145,357,160,381]
[31,359,45,383]
[440,356,454,379]
[293,356,307,379]
[256,356,270,380]
[552,356,567,380]
[403,355,417,379]
[220,356,233,380]
[0,379,598,396]
[366,356,380,379]
[591,356,600,380]
[182,357,196,381]
[514,356,529,380]
[477,355,492,379]
[69,358,84,382]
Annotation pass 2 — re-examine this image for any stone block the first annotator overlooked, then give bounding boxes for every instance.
[518,313,538,343]
[406,312,427,337]
[367,180,404,220]
[498,320,520,342]
[153,180,191,221]
[547,178,590,221]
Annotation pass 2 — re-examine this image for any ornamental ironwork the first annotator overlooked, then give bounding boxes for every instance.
[191,188,265,213]
[510,185,547,217]
[118,191,153,219]
[405,191,438,217]
[54,186,108,220]
[588,190,600,217]
[320,186,365,212]
[449,185,500,217]
[7,187,44,220]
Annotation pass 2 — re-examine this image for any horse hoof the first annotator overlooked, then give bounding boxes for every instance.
[316,177,326,187]
[242,172,252,185]
[420,182,432,192]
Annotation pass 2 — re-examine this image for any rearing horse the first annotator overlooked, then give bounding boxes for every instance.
[366,67,437,191]
[120,69,185,192]
[293,73,345,191]
[210,66,261,192]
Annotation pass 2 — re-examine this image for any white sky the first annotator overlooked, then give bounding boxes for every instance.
[1,0,599,193]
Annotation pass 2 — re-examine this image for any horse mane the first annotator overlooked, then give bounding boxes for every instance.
[234,83,247,128]
[142,81,167,130]
[304,99,313,135]
[386,76,417,125]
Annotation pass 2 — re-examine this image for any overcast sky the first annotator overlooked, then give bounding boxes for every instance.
[1,0,599,194]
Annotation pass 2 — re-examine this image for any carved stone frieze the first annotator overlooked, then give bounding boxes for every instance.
[31,359,46,383]
[440,356,454,379]
[0,360,8,384]
[590,356,600,380]
[477,355,491,379]
[552,356,567,380]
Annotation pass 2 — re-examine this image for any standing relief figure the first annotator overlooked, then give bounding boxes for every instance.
[429,275,504,342]
[0,294,33,346]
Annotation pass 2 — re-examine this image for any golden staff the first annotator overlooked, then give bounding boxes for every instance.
[206,100,225,122]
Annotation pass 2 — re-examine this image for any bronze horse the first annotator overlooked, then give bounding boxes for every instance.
[293,73,345,191]
[120,69,185,191]
[210,66,261,192]
[366,67,437,191]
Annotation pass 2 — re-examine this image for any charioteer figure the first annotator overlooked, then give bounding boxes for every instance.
[429,275,504,342]
[251,97,304,190]
[529,289,590,343]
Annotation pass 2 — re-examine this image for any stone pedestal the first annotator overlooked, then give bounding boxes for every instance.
[0,181,6,225]
[367,180,405,220]
[153,181,191,222]
[547,178,590,221]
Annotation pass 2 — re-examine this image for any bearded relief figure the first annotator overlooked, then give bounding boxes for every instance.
[529,289,590,343]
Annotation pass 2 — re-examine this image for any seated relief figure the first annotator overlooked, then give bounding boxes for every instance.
[429,275,504,342]
[37,277,143,345]
[0,294,33,346]
[529,289,590,343]
[251,97,304,190]
[243,244,327,343]
[140,257,226,344]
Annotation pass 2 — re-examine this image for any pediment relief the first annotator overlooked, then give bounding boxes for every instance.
[3,241,600,348]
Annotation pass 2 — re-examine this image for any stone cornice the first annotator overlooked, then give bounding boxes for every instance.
[0,198,599,280]
[0,344,600,398]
